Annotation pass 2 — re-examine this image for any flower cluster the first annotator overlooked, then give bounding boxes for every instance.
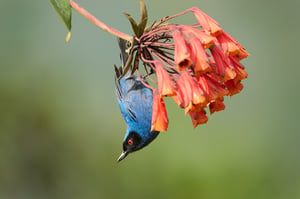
[124,6,249,131]
[61,1,248,132]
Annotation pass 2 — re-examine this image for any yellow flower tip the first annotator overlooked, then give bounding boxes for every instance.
[184,102,193,115]
[235,48,250,61]
[223,66,237,82]
[226,43,240,56]
[209,25,222,37]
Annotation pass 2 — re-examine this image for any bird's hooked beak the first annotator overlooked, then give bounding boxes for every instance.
[117,151,128,162]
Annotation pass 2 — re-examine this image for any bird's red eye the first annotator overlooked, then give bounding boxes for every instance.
[128,139,133,145]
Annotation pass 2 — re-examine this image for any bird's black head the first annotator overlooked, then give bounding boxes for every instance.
[117,131,143,162]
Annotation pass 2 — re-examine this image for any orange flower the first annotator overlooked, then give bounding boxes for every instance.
[175,71,206,114]
[155,61,176,97]
[175,72,193,108]
[209,98,225,114]
[228,56,248,80]
[172,90,184,108]
[181,25,216,49]
[221,32,249,60]
[191,7,222,36]
[224,79,244,96]
[151,91,169,132]
[189,109,208,128]
[188,36,212,76]
[233,47,249,61]
[210,44,236,81]
[197,74,229,101]
[172,29,193,71]
[217,32,240,56]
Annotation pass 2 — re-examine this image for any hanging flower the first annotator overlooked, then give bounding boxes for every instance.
[188,35,212,76]
[175,71,206,114]
[110,1,249,131]
[173,29,193,71]
[209,98,226,114]
[151,91,169,132]
[155,61,176,97]
[189,109,208,128]
[191,7,222,36]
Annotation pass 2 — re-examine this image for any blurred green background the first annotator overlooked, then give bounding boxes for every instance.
[1,0,300,198]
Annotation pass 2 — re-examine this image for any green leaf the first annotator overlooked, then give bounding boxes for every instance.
[123,12,139,37]
[50,0,72,41]
[137,0,148,36]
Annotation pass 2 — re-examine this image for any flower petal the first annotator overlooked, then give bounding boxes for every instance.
[151,91,169,131]
[189,109,208,128]
[198,74,229,101]
[172,29,193,71]
[155,61,176,97]
[210,44,236,81]
[228,56,248,80]
[182,26,216,48]
[217,33,241,56]
[189,36,212,76]
[221,31,249,60]
[191,7,222,36]
[224,79,244,96]
[176,71,206,114]
[209,98,225,114]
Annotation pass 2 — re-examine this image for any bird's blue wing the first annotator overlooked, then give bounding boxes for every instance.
[115,38,137,123]
[115,72,139,124]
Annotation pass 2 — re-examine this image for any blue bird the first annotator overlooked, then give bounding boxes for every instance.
[115,39,159,162]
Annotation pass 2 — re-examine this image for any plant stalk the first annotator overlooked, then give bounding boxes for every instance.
[69,0,133,42]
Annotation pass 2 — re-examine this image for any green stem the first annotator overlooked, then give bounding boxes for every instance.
[69,0,133,42]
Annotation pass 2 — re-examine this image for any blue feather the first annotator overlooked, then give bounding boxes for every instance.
[115,39,159,162]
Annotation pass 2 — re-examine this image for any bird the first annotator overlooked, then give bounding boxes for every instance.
[115,38,159,162]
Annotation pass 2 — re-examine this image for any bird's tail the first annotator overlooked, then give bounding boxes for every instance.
[114,38,130,79]
[118,38,129,68]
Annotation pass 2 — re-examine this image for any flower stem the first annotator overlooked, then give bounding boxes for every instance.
[69,0,133,42]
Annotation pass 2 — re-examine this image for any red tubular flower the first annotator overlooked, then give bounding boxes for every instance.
[182,26,216,49]
[210,45,236,81]
[114,2,250,130]
[209,98,225,114]
[172,90,184,108]
[228,56,248,80]
[175,71,206,114]
[233,47,249,61]
[175,72,193,108]
[217,32,240,56]
[222,32,249,61]
[191,7,222,36]
[155,61,176,97]
[225,79,244,96]
[188,36,212,76]
[172,29,193,71]
[151,91,169,132]
[189,109,208,128]
[197,74,229,102]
